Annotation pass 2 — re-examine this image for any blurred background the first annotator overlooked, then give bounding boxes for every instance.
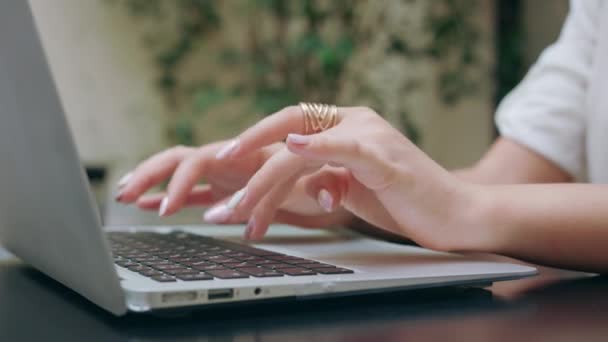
[15,0,568,235]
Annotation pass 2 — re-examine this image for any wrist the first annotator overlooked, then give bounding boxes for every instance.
[445,183,499,253]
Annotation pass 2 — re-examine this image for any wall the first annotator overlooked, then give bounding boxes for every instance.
[29,0,173,225]
[523,0,568,67]
[29,0,168,170]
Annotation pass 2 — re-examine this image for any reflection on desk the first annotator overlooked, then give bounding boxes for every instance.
[0,248,11,260]
[0,261,606,341]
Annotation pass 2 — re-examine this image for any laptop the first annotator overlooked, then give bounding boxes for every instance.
[0,1,536,316]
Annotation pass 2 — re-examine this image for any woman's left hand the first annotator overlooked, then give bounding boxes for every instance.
[216,106,484,251]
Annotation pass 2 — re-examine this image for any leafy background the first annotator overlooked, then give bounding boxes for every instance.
[113,0,488,146]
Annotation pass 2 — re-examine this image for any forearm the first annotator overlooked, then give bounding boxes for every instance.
[466,184,608,273]
[453,137,572,184]
[348,137,573,241]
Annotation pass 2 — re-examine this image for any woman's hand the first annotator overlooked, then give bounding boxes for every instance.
[115,137,353,228]
[216,106,484,250]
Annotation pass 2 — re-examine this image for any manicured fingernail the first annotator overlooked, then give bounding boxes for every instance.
[318,189,334,213]
[158,197,169,217]
[244,217,256,240]
[203,205,232,223]
[287,133,311,145]
[216,139,239,159]
[117,172,132,188]
[114,191,123,202]
[226,188,247,210]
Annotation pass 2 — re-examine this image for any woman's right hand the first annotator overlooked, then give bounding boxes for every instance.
[115,140,353,228]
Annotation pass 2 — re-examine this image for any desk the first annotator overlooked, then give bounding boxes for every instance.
[0,260,605,341]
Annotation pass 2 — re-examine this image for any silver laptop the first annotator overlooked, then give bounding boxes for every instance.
[0,1,536,316]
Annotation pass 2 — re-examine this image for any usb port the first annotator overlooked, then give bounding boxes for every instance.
[161,291,197,304]
[208,288,234,301]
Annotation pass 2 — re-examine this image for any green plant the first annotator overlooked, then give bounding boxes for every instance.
[114,0,482,146]
[427,0,481,104]
[115,0,356,145]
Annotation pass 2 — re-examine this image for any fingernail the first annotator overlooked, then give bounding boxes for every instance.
[203,205,232,223]
[287,133,311,145]
[158,197,169,217]
[117,172,132,188]
[216,139,239,159]
[114,190,124,202]
[226,188,247,210]
[318,189,334,213]
[244,217,256,240]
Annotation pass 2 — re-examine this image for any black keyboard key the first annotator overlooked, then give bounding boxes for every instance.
[284,259,313,265]
[299,263,332,269]
[171,257,200,263]
[139,269,165,277]
[127,265,153,273]
[266,255,293,261]
[151,275,177,282]
[116,260,138,267]
[191,263,229,271]
[132,257,159,262]
[181,260,213,267]
[164,268,200,276]
[205,269,250,279]
[205,256,238,263]
[176,273,214,281]
[262,263,294,269]
[167,254,187,259]
[234,255,259,261]
[143,260,173,266]
[153,264,184,271]
[238,267,284,278]
[312,267,354,274]
[243,249,280,256]
[222,252,249,258]
[252,259,276,265]
[223,262,258,269]
[280,268,317,276]
[120,253,146,259]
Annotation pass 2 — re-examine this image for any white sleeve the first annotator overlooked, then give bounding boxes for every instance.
[495,0,601,181]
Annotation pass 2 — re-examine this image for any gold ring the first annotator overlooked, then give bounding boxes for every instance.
[299,102,338,135]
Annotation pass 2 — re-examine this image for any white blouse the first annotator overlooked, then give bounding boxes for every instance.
[495,0,608,182]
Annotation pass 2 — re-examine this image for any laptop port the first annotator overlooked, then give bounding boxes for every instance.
[208,289,234,301]
[161,291,197,304]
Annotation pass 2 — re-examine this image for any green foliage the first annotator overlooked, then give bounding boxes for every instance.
[115,0,481,146]
[427,0,481,104]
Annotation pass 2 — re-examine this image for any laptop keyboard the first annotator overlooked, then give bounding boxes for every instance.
[108,231,353,283]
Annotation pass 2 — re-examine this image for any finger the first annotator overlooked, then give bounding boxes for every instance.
[246,174,301,240]
[117,145,194,203]
[229,148,317,218]
[304,166,403,235]
[203,198,249,225]
[286,131,395,191]
[160,148,212,216]
[163,140,275,216]
[302,167,349,213]
[136,185,221,210]
[202,197,250,225]
[218,105,345,160]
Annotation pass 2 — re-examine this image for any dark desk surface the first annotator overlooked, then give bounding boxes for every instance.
[0,259,606,342]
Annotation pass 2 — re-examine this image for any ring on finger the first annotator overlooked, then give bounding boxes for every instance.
[299,102,338,135]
